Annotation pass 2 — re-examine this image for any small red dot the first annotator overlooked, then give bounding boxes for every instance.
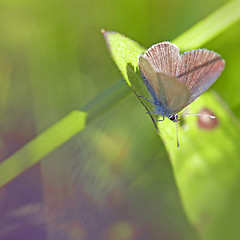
[197,108,219,130]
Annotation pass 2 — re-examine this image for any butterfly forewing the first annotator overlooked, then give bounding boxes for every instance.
[177,49,225,105]
[145,42,180,76]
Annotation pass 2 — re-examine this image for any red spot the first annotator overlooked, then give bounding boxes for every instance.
[197,108,219,129]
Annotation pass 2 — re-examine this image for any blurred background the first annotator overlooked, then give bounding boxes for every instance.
[0,0,239,239]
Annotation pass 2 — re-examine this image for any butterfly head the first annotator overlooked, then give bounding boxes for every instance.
[169,114,180,122]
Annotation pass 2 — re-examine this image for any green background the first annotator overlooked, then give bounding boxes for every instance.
[0,0,239,239]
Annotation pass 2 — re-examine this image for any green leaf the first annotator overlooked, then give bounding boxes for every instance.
[103,31,158,130]
[103,2,240,238]
[171,92,240,239]
[103,31,145,86]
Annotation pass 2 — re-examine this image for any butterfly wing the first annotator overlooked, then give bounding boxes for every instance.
[139,55,166,104]
[144,42,180,76]
[155,72,190,114]
[177,49,225,105]
[139,55,190,115]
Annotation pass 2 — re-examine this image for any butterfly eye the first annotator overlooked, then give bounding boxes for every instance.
[169,115,176,121]
[169,114,180,122]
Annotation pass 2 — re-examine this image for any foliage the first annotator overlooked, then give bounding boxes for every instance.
[0,0,240,239]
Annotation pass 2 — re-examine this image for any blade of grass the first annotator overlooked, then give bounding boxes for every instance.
[0,81,130,187]
[174,0,240,50]
[0,111,87,187]
[0,1,239,188]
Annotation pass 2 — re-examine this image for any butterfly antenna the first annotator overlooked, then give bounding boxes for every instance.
[176,121,179,149]
[181,112,215,119]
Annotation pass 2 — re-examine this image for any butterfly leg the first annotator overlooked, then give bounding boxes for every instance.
[138,96,155,104]
[146,111,158,114]
[155,116,165,122]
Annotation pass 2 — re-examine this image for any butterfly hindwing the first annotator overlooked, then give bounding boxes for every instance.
[177,49,225,105]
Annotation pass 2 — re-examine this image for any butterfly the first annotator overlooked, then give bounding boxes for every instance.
[138,42,225,147]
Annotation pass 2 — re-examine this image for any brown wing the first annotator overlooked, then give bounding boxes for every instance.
[177,49,225,104]
[144,42,180,76]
